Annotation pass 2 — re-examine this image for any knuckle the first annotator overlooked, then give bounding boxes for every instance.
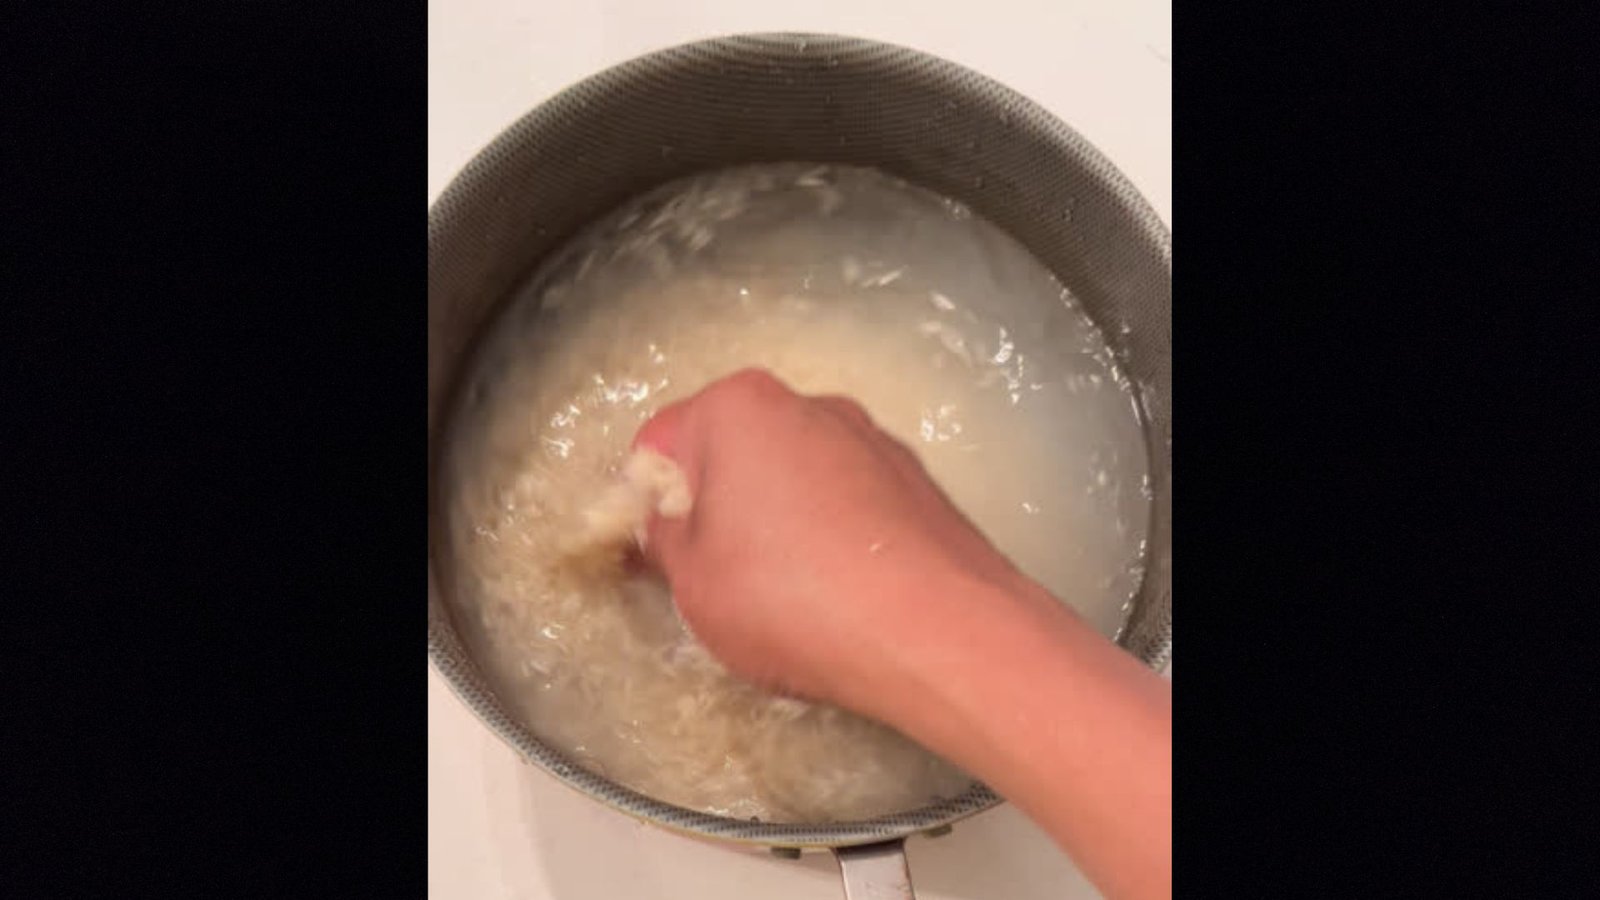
[825,395,868,418]
[725,367,782,394]
[705,367,786,408]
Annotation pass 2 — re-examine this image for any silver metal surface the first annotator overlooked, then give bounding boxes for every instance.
[835,840,917,900]
[428,32,1170,850]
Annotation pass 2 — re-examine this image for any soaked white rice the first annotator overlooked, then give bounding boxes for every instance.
[438,164,1150,822]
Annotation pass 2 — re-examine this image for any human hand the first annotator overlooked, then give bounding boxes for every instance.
[635,370,1170,900]
[633,368,1035,708]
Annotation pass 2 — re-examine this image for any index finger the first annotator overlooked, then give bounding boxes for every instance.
[633,397,690,461]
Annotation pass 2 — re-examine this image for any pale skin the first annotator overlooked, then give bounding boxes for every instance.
[635,368,1172,900]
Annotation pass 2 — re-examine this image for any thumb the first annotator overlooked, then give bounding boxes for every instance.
[642,501,693,581]
[632,399,697,576]
[633,396,690,461]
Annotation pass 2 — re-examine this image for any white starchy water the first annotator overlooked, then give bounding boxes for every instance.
[438,164,1151,823]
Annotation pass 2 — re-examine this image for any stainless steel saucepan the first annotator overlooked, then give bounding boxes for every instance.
[428,33,1171,898]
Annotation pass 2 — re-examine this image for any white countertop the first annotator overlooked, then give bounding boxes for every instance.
[429,3,1169,897]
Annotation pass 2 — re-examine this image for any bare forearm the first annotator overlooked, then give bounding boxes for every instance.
[860,575,1172,900]
[628,371,1170,894]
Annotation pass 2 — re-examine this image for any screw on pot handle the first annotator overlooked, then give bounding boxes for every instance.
[834,838,916,900]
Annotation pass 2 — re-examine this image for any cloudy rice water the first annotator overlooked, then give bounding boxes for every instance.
[438,164,1151,822]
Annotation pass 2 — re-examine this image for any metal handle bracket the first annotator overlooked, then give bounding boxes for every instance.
[834,838,915,900]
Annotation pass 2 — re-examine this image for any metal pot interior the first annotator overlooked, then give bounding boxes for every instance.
[428,33,1170,848]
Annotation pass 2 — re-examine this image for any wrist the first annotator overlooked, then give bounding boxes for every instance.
[845,569,1160,778]
[841,567,1077,731]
